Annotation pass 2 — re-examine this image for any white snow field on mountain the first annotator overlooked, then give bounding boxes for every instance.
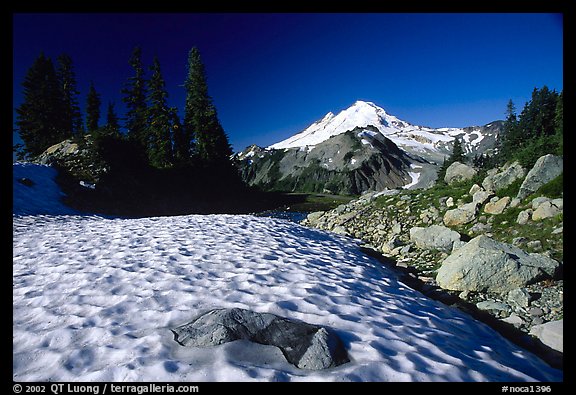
[13,163,562,382]
[269,100,496,163]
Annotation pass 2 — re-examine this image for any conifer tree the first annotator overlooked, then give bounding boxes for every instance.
[450,137,465,164]
[184,47,232,165]
[171,107,188,166]
[553,91,563,155]
[15,53,68,157]
[146,56,174,167]
[122,46,148,147]
[104,101,120,136]
[86,82,101,133]
[56,53,83,136]
[494,100,519,166]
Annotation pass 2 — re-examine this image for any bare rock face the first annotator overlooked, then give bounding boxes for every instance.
[171,308,350,370]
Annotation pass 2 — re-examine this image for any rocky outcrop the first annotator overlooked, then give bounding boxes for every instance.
[32,135,108,184]
[234,128,418,195]
[444,162,477,185]
[172,308,350,370]
[482,161,526,193]
[517,154,563,200]
[436,235,560,294]
[301,154,563,349]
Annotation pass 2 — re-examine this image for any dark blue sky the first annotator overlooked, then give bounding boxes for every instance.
[13,13,563,152]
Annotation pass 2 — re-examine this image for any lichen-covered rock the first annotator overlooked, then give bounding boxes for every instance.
[443,202,478,226]
[482,161,525,193]
[484,196,510,215]
[409,225,461,253]
[517,154,563,201]
[444,162,477,185]
[436,235,560,294]
[532,199,563,221]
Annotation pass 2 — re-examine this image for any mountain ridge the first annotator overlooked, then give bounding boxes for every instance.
[235,101,502,194]
[268,100,501,164]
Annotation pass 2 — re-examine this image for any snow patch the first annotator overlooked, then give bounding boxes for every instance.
[11,163,562,382]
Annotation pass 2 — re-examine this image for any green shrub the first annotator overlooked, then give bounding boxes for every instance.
[536,174,563,198]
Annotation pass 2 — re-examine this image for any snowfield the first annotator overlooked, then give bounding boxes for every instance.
[13,163,562,382]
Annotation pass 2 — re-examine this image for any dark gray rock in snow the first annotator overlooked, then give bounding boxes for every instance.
[171,308,350,370]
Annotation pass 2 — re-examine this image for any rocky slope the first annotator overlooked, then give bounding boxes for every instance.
[302,154,563,368]
[235,100,502,194]
[235,126,433,195]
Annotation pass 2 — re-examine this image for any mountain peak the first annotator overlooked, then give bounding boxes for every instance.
[268,100,404,150]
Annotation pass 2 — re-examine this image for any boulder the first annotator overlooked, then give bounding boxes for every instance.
[484,196,511,215]
[517,154,563,201]
[409,225,461,253]
[306,211,325,224]
[436,235,560,294]
[472,189,493,205]
[516,209,532,225]
[468,183,483,196]
[172,308,350,370]
[532,200,562,221]
[476,300,510,312]
[444,162,477,185]
[507,288,532,308]
[35,139,80,164]
[530,319,563,353]
[482,161,526,193]
[531,196,551,209]
[443,202,478,226]
[501,314,525,328]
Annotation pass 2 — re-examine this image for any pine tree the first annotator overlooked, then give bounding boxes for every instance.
[15,53,68,157]
[497,87,562,168]
[184,47,233,165]
[554,91,563,136]
[122,46,148,147]
[104,101,120,136]
[450,138,465,163]
[86,82,101,133]
[171,107,188,166]
[145,56,174,168]
[497,99,519,164]
[56,53,83,136]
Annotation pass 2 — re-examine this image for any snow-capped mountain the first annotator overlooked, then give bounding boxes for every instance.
[269,100,501,165]
[235,101,501,194]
